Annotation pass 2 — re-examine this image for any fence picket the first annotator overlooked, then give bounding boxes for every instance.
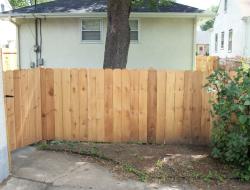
[104,69,113,142]
[113,69,122,142]
[138,70,148,143]
[79,69,88,141]
[156,71,166,144]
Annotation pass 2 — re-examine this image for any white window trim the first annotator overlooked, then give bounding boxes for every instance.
[130,19,140,44]
[80,18,104,44]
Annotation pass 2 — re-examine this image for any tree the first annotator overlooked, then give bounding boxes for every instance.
[104,0,173,69]
[9,0,174,69]
[200,6,218,31]
[9,0,50,8]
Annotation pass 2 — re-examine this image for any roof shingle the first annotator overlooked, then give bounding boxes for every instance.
[6,0,203,14]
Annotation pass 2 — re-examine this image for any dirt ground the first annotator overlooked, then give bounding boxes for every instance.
[37,141,250,190]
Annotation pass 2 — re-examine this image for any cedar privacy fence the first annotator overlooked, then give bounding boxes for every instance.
[196,56,219,72]
[4,67,212,151]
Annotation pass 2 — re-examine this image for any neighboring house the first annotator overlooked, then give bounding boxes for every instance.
[0,49,9,183]
[0,0,15,48]
[0,0,209,69]
[196,31,210,56]
[210,0,250,58]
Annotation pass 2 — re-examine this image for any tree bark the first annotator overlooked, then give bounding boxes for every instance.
[103,0,131,69]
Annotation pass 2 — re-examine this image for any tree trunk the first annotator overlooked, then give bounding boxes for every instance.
[103,0,131,69]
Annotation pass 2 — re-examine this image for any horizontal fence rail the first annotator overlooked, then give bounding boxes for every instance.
[4,68,212,151]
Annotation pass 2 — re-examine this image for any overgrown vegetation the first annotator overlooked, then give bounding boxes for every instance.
[206,65,250,181]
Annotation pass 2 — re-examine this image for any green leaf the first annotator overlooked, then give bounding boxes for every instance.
[244,100,250,106]
[239,115,248,125]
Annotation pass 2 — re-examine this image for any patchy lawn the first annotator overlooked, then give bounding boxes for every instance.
[37,141,250,190]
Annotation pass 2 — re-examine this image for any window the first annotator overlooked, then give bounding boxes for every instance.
[130,20,139,42]
[0,4,5,12]
[228,29,233,52]
[224,0,228,12]
[81,19,102,42]
[221,32,225,49]
[215,33,218,52]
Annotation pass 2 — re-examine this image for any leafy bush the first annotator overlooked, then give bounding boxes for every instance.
[206,66,250,181]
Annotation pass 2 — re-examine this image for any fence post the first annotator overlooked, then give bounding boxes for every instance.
[0,49,10,183]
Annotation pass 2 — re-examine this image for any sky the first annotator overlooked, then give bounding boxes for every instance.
[177,0,220,10]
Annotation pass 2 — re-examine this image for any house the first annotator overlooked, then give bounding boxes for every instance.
[210,0,250,58]
[0,47,9,183]
[196,31,210,56]
[0,0,15,48]
[0,0,210,70]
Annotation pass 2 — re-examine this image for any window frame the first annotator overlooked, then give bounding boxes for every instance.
[129,19,140,44]
[80,18,103,43]
[224,0,228,12]
[215,33,218,52]
[221,32,225,50]
[0,4,5,12]
[228,29,233,53]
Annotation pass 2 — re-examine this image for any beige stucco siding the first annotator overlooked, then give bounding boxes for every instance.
[19,17,195,69]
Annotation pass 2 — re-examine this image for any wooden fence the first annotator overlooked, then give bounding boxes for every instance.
[196,56,219,73]
[4,68,212,151]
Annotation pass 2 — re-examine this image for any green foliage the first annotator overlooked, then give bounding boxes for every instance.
[123,163,148,182]
[200,6,218,31]
[9,0,51,8]
[132,0,174,8]
[206,65,250,181]
[9,0,174,9]
[200,19,215,31]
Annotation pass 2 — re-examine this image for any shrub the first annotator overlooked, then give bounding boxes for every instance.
[206,65,250,181]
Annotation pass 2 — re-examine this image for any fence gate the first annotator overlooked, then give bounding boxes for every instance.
[4,69,42,151]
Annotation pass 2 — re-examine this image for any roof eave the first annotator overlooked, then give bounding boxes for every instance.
[0,12,213,19]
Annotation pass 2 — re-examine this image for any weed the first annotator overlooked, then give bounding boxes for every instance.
[155,159,164,169]
[37,141,48,150]
[122,163,148,182]
[194,170,225,183]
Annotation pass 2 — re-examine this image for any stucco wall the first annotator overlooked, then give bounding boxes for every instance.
[0,58,9,183]
[19,17,195,70]
[210,0,247,58]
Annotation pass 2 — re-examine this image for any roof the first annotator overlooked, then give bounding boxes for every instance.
[239,0,250,17]
[3,0,203,15]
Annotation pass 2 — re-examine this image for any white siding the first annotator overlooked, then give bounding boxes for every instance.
[0,0,16,48]
[210,0,249,58]
[246,19,250,57]
[19,17,195,70]
[0,58,9,183]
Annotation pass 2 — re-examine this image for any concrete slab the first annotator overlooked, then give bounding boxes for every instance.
[0,177,47,190]
[12,147,82,183]
[0,147,196,190]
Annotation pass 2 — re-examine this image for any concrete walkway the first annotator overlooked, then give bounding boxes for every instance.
[0,147,195,190]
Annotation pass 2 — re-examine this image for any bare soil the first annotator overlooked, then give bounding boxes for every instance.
[37,141,250,190]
